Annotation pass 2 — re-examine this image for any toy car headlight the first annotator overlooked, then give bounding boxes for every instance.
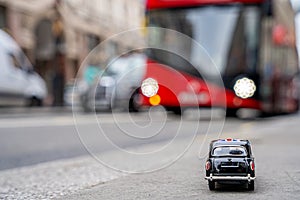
[233,77,256,99]
[141,78,159,97]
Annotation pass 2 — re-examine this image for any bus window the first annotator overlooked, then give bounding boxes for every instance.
[224,7,260,79]
[146,5,260,82]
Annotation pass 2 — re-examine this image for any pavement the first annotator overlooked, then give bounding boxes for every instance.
[0,110,299,199]
[56,113,300,200]
[0,107,226,170]
[0,107,74,119]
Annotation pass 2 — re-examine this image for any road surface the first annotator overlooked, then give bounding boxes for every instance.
[0,108,299,199]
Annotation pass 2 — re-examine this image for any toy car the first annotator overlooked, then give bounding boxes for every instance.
[205,139,255,190]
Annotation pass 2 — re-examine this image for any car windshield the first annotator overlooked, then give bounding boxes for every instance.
[106,53,146,82]
[146,5,260,79]
[212,146,247,157]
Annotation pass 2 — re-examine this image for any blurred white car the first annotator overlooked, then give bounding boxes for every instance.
[0,30,47,106]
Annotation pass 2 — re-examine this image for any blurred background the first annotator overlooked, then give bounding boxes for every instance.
[0,0,299,113]
[0,0,299,114]
[0,0,144,107]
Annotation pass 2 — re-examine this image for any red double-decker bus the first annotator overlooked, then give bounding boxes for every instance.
[133,0,299,116]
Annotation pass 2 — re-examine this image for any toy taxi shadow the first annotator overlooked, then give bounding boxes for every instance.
[212,183,254,192]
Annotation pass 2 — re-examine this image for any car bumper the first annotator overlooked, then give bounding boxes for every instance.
[205,174,255,182]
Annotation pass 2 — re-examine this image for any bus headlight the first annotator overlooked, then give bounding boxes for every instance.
[141,78,159,97]
[233,77,256,99]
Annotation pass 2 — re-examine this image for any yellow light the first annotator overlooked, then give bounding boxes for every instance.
[149,94,161,106]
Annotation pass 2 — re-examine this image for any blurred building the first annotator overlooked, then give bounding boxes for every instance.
[291,0,300,66]
[0,0,145,105]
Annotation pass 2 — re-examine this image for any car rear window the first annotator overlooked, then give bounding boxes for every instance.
[212,146,247,157]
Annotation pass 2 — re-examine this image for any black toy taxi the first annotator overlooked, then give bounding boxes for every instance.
[205,139,255,191]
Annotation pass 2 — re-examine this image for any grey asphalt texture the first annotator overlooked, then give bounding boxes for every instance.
[59,113,300,200]
[0,108,299,199]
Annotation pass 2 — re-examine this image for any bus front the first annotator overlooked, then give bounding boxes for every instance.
[140,0,299,116]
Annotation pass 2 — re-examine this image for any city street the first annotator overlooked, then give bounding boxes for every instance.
[0,108,299,199]
[0,107,224,170]
[1,0,300,199]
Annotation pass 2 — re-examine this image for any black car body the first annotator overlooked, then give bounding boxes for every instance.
[205,139,255,190]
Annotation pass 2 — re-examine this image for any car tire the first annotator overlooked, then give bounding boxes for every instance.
[129,90,141,112]
[208,181,215,190]
[28,97,42,107]
[166,106,182,115]
[81,94,93,112]
[82,99,92,112]
[248,180,254,191]
[225,108,238,117]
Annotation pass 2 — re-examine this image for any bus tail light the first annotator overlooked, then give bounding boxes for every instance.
[205,161,211,171]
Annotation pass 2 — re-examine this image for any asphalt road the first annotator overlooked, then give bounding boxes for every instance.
[0,108,300,199]
[0,107,227,170]
[61,112,300,200]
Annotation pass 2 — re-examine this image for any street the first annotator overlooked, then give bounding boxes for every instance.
[1,0,300,199]
[0,108,299,199]
[0,107,224,170]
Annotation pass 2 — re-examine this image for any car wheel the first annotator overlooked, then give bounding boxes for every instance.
[208,181,215,190]
[225,108,238,117]
[248,180,254,191]
[129,91,141,112]
[83,100,93,112]
[81,94,93,112]
[172,107,182,115]
[28,97,42,107]
[166,106,182,115]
